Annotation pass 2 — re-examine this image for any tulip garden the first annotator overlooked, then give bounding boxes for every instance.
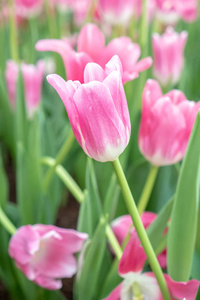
[1,0,200,299]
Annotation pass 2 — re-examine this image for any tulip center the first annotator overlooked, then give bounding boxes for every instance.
[131,282,144,300]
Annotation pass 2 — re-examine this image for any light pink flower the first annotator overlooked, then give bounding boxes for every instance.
[111,212,167,268]
[138,79,200,166]
[5,60,45,118]
[9,224,88,290]
[97,0,135,25]
[152,27,188,87]
[155,0,198,23]
[47,56,131,162]
[104,231,199,300]
[14,0,43,18]
[36,23,152,84]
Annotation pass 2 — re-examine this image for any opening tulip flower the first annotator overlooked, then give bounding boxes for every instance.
[152,27,188,87]
[5,59,45,118]
[138,79,200,166]
[104,231,199,300]
[9,224,88,290]
[47,55,131,162]
[36,23,152,84]
[111,212,167,268]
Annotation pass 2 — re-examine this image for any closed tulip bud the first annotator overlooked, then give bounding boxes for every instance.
[47,55,131,162]
[152,27,188,87]
[138,79,200,166]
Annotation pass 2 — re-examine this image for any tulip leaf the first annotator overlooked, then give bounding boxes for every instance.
[147,197,173,251]
[74,217,107,300]
[77,158,102,237]
[168,112,200,281]
[0,152,8,208]
[103,174,120,221]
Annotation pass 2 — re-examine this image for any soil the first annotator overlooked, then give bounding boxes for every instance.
[0,156,80,300]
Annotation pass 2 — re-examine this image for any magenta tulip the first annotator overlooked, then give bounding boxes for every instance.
[36,23,152,84]
[14,0,43,18]
[47,55,131,162]
[111,212,167,268]
[9,224,88,290]
[5,60,45,118]
[138,79,200,166]
[104,232,199,300]
[152,27,188,87]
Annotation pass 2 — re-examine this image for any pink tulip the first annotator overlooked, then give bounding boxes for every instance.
[111,212,167,268]
[138,79,200,166]
[152,27,188,87]
[47,56,131,162]
[97,0,135,25]
[155,0,198,23]
[9,224,88,290]
[104,231,199,300]
[14,0,43,18]
[36,23,152,84]
[5,60,45,118]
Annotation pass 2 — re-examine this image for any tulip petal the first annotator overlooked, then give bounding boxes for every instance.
[34,275,62,290]
[84,62,106,83]
[164,274,199,300]
[119,231,147,275]
[103,283,123,300]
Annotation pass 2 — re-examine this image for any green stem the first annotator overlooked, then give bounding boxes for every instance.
[29,17,38,64]
[137,165,159,214]
[112,158,171,300]
[42,129,75,192]
[0,206,16,235]
[139,0,148,58]
[44,0,57,38]
[106,224,123,260]
[8,0,19,62]
[41,156,84,203]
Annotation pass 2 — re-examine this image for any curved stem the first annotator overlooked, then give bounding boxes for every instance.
[137,165,159,214]
[106,224,123,260]
[41,156,84,204]
[112,158,171,300]
[0,206,16,235]
[42,129,75,192]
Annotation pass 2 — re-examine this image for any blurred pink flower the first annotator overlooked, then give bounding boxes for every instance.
[36,23,152,84]
[14,0,43,18]
[97,0,135,25]
[155,0,198,24]
[152,27,188,87]
[138,79,200,166]
[111,212,167,268]
[5,60,45,118]
[104,231,199,300]
[47,55,131,162]
[9,224,88,290]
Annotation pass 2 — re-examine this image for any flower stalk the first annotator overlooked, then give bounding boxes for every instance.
[112,158,171,300]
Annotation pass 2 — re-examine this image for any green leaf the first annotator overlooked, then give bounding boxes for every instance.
[77,158,102,237]
[0,152,8,208]
[74,217,107,300]
[147,197,173,251]
[103,174,120,221]
[168,112,200,281]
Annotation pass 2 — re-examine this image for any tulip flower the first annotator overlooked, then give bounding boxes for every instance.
[111,212,167,268]
[36,23,152,84]
[138,79,200,166]
[97,0,135,25]
[155,0,198,24]
[14,0,43,18]
[152,27,188,87]
[47,55,131,162]
[104,231,199,300]
[9,224,88,290]
[5,60,45,118]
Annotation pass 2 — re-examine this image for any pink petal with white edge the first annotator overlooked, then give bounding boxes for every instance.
[119,231,147,275]
[164,274,199,300]
[84,62,106,83]
[73,81,128,161]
